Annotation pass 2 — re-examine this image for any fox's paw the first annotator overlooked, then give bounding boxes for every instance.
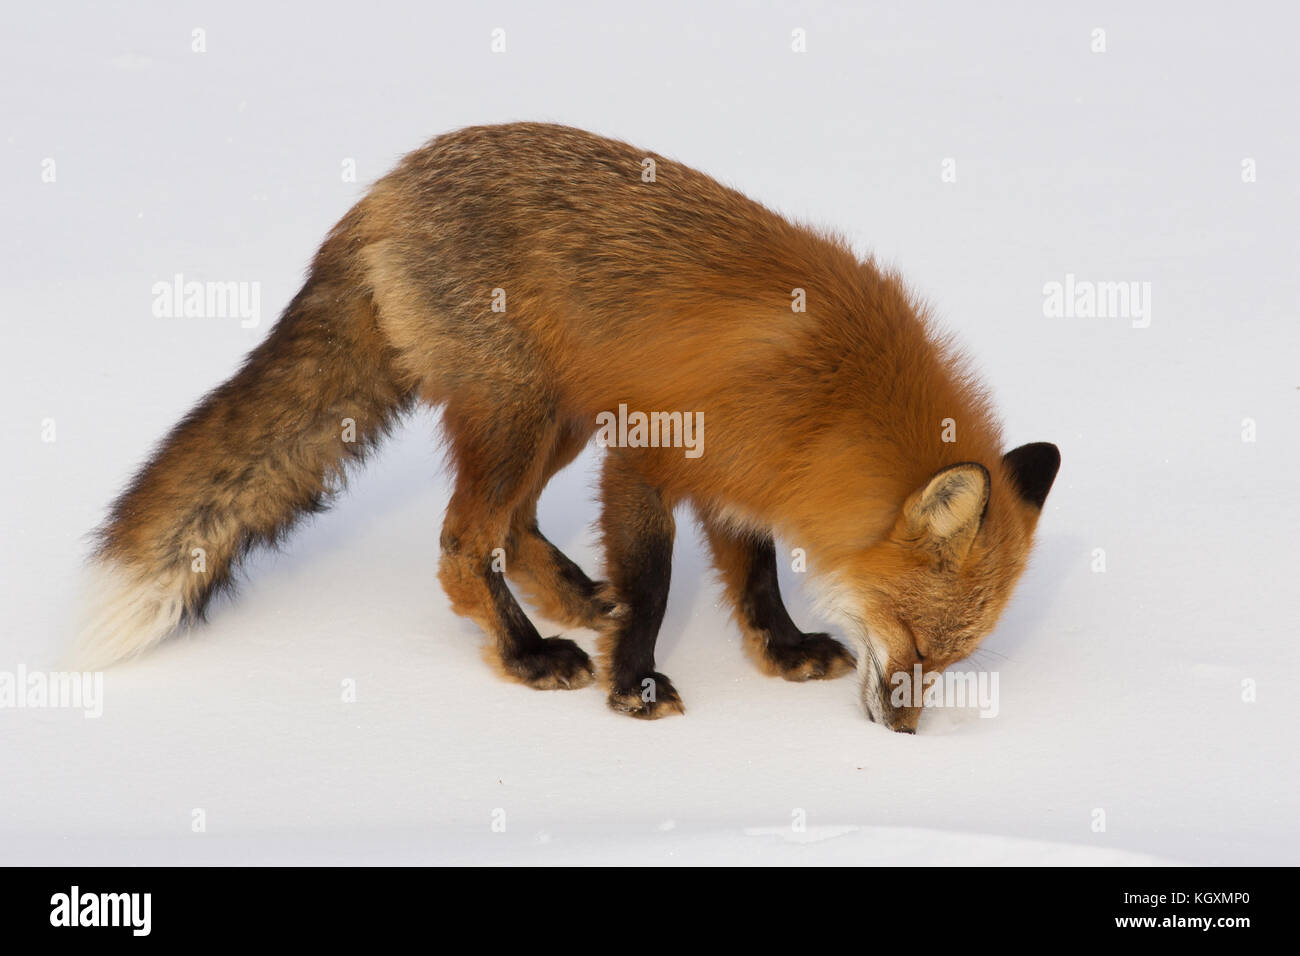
[586,581,630,631]
[607,672,685,719]
[763,633,856,682]
[502,637,596,690]
[563,580,626,630]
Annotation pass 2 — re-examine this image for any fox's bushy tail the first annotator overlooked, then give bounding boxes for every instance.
[71,236,412,669]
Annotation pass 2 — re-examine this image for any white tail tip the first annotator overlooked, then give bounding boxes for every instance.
[67,559,186,670]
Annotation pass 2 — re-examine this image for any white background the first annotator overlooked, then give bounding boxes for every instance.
[2,1,1296,864]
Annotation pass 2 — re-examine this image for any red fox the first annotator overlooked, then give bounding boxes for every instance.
[75,123,1059,732]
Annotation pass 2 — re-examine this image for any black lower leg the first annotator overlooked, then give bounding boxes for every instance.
[608,532,672,689]
[483,553,545,655]
[734,534,855,681]
[602,463,682,717]
[739,536,806,647]
[483,554,595,689]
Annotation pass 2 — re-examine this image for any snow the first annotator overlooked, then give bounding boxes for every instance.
[2,1,1296,865]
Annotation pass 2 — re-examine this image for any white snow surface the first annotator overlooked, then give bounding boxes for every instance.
[2,1,1297,865]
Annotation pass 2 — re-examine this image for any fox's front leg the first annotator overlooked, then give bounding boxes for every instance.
[700,517,854,680]
[598,452,683,718]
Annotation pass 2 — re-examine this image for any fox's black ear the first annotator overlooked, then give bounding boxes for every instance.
[1002,443,1060,509]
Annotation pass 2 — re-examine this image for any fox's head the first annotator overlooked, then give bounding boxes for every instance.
[830,442,1060,732]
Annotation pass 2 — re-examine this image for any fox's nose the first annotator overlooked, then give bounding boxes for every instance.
[897,727,916,735]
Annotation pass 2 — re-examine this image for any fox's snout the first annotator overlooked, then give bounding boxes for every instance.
[857,657,922,734]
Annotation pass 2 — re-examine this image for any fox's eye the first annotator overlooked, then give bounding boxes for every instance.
[901,620,928,660]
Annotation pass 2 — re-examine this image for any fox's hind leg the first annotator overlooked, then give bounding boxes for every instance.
[504,420,618,630]
[598,451,683,718]
[700,516,854,681]
[437,399,595,690]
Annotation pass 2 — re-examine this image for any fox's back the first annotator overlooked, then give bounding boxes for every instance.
[369,122,819,308]
[357,124,939,462]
